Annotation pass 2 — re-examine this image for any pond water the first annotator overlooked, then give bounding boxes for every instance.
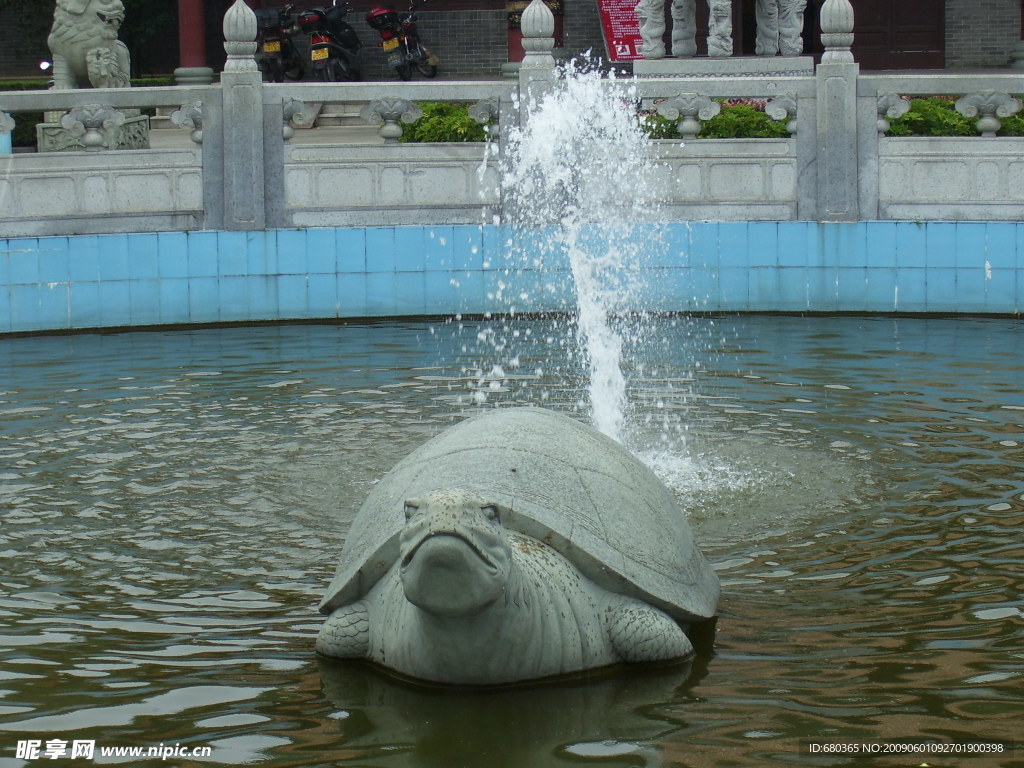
[0,315,1022,767]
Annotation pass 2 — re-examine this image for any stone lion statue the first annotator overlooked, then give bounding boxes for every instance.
[47,0,132,89]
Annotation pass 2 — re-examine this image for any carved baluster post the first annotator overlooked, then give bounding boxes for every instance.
[361,99,423,143]
[469,98,501,140]
[657,94,720,140]
[766,94,799,135]
[283,99,315,141]
[519,0,556,119]
[60,105,126,151]
[220,0,267,230]
[876,93,909,136]
[171,101,204,144]
[815,0,859,221]
[955,91,1023,137]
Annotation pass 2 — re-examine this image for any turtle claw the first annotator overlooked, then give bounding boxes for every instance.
[316,601,370,659]
[606,600,694,663]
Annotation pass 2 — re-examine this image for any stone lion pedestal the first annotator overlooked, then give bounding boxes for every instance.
[37,111,150,152]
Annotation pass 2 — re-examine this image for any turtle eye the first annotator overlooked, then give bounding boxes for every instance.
[481,504,499,522]
[403,500,420,521]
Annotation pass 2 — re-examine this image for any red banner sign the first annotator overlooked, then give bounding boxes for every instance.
[596,0,644,61]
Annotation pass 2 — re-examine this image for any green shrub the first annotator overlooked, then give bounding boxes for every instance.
[0,79,52,90]
[884,95,1024,137]
[701,103,789,138]
[400,102,490,143]
[885,97,973,137]
[998,110,1024,136]
[639,102,789,140]
[639,112,680,139]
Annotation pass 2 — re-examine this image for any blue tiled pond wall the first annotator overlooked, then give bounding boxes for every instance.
[1,221,1022,334]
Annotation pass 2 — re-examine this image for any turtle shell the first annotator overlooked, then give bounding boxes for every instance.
[320,407,720,623]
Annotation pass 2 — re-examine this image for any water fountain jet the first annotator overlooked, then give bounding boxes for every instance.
[499,59,667,445]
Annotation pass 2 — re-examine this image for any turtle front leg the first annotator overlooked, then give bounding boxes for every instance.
[316,601,370,659]
[604,598,694,663]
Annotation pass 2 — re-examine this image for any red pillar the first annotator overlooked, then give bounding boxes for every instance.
[178,0,208,69]
[175,0,215,82]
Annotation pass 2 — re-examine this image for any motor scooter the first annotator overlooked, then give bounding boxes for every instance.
[365,0,439,81]
[255,3,306,82]
[297,0,364,81]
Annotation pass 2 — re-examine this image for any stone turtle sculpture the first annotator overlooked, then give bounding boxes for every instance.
[317,407,720,685]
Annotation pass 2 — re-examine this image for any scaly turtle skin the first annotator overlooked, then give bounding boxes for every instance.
[316,407,719,685]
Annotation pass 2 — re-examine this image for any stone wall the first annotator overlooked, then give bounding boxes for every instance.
[561,0,607,60]
[946,0,1019,68]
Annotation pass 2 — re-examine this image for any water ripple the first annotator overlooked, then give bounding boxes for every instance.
[1,317,1022,766]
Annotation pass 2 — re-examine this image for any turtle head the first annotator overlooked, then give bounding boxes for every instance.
[399,489,512,618]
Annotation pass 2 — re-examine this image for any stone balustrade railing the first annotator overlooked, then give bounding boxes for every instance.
[2,0,1024,236]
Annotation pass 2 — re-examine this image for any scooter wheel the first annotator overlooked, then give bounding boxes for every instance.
[330,57,361,82]
[396,62,412,81]
[413,45,437,78]
[267,58,285,83]
[283,57,305,81]
[414,61,437,78]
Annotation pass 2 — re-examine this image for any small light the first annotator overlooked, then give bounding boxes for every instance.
[39,60,52,71]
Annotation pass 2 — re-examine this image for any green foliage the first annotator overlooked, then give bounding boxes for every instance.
[399,102,490,143]
[0,79,51,91]
[884,96,1024,137]
[701,104,789,138]
[885,97,974,137]
[638,112,679,139]
[997,110,1024,136]
[639,103,789,140]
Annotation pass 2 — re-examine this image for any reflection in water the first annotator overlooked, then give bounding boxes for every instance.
[316,657,699,768]
[0,316,1022,767]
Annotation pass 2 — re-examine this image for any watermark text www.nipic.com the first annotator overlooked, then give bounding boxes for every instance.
[15,739,213,761]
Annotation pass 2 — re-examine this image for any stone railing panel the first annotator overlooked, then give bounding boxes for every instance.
[653,139,798,221]
[878,137,1024,220]
[0,149,203,237]
[284,143,499,227]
